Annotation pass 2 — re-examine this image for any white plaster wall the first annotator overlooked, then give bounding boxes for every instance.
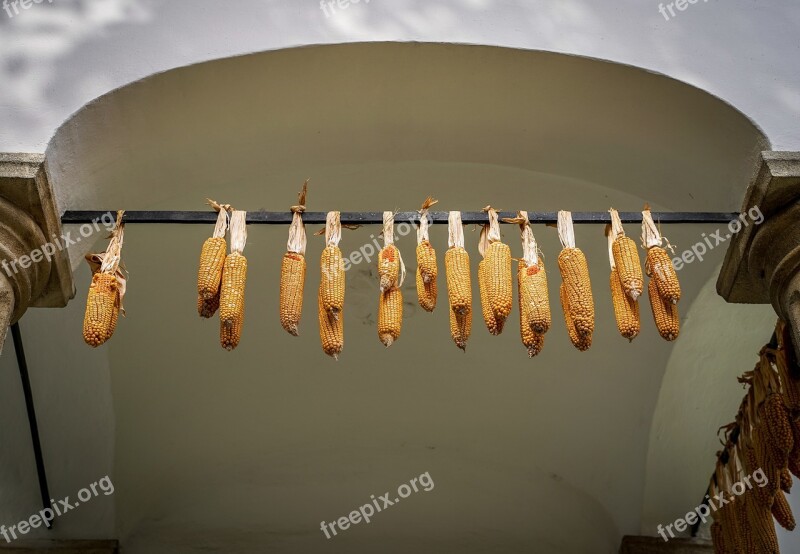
[0,0,797,154]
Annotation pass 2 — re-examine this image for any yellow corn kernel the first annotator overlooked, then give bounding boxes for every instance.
[378,287,403,347]
[518,259,551,334]
[378,245,400,292]
[762,392,794,462]
[648,278,679,341]
[612,235,643,300]
[220,313,242,351]
[83,273,119,347]
[320,245,345,318]
[416,266,437,312]
[445,247,472,316]
[449,305,472,351]
[710,521,725,554]
[485,241,512,324]
[560,283,591,351]
[416,240,438,284]
[219,252,247,329]
[479,259,503,335]
[746,491,780,553]
[518,264,544,357]
[558,247,594,337]
[198,292,219,319]
[197,236,227,300]
[646,246,681,304]
[279,252,306,336]
[318,289,343,359]
[610,268,640,341]
[773,490,796,531]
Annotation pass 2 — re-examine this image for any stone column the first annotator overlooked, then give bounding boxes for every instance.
[717,151,800,354]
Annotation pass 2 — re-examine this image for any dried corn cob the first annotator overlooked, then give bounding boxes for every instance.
[710,521,725,554]
[445,212,472,317]
[609,208,643,300]
[518,261,544,357]
[198,292,219,319]
[483,207,512,326]
[790,418,800,478]
[781,467,793,493]
[318,290,343,359]
[773,489,796,531]
[83,211,126,348]
[197,201,229,301]
[648,279,679,341]
[378,287,403,347]
[449,304,472,351]
[762,392,794,466]
[642,207,681,304]
[416,268,437,313]
[607,224,640,341]
[416,197,438,310]
[747,490,780,553]
[479,257,502,335]
[83,272,119,347]
[557,211,594,338]
[220,313,242,351]
[504,211,551,335]
[561,283,591,351]
[279,183,308,336]
[320,212,345,318]
[379,245,400,292]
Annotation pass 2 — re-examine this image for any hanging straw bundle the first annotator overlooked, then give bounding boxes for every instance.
[279,181,308,336]
[83,211,127,347]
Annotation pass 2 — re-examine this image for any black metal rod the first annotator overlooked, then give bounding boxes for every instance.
[10,323,53,530]
[61,210,740,225]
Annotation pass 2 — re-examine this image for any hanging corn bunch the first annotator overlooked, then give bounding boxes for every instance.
[377,211,404,347]
[609,208,643,300]
[279,181,308,336]
[557,211,593,351]
[480,206,512,334]
[197,200,229,320]
[445,211,472,351]
[642,206,681,304]
[319,211,344,359]
[83,211,127,347]
[219,210,247,350]
[416,197,438,312]
[606,224,640,341]
[503,211,549,356]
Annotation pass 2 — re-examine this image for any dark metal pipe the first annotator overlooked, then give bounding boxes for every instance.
[10,323,53,530]
[61,210,740,225]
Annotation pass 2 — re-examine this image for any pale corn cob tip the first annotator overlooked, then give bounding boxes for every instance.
[646,246,681,304]
[220,252,248,330]
[197,236,227,300]
[611,235,643,300]
[445,247,472,316]
[648,278,679,341]
[773,490,796,531]
[220,314,243,351]
[378,287,403,347]
[83,273,120,347]
[321,245,345,319]
[449,305,471,351]
[279,252,306,336]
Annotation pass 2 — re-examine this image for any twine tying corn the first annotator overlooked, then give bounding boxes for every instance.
[445,211,472,350]
[83,211,126,347]
[319,211,345,358]
[279,181,308,336]
[416,197,438,312]
[557,211,594,348]
[219,210,248,350]
[377,211,403,347]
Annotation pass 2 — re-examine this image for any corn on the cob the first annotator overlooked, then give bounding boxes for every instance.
[449,304,471,351]
[321,245,345,317]
[378,287,403,347]
[220,313,242,350]
[646,246,681,304]
[747,490,780,553]
[485,241,513,323]
[781,467,793,493]
[612,236,643,300]
[648,278,679,341]
[198,292,219,319]
[790,419,800,478]
[279,252,306,336]
[518,263,544,357]
[83,272,119,347]
[479,259,503,335]
[416,266,437,312]
[417,240,437,284]
[197,236,226,300]
[611,267,640,341]
[560,283,591,351]
[558,247,594,337]
[446,247,472,316]
[710,521,725,554]
[220,251,247,328]
[773,489,796,531]
[379,245,400,292]
[318,289,343,359]
[762,393,794,465]
[518,259,551,335]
